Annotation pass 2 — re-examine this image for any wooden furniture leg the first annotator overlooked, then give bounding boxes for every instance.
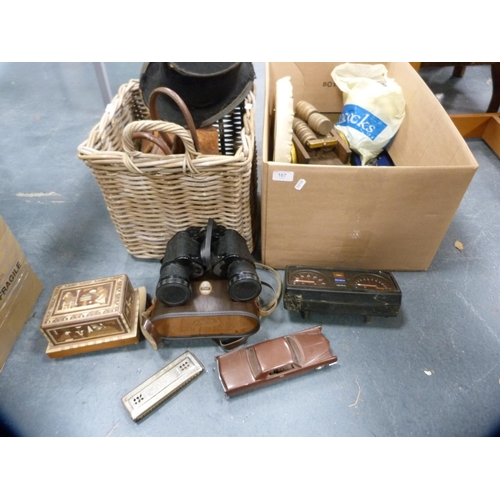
[452,64,467,77]
[487,63,500,113]
[416,62,500,113]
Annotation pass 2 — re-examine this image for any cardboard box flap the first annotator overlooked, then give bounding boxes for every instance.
[388,63,478,168]
[267,62,345,114]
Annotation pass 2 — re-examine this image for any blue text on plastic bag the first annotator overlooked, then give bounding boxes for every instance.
[337,104,387,140]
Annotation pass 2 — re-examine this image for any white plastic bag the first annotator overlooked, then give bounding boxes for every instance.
[331,63,405,165]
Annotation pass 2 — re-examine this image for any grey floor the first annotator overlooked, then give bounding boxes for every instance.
[1,62,499,437]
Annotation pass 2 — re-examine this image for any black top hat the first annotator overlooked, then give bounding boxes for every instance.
[140,62,256,128]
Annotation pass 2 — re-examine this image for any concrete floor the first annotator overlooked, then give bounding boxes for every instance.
[1,62,499,437]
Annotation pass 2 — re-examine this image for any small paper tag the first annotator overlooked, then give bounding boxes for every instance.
[272,171,294,182]
[295,179,306,190]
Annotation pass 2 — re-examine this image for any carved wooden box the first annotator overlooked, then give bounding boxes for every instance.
[40,274,144,358]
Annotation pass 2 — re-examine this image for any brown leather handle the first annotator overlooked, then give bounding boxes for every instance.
[214,336,248,351]
[149,87,200,153]
[132,131,172,155]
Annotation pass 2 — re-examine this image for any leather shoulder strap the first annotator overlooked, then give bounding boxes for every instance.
[255,263,282,316]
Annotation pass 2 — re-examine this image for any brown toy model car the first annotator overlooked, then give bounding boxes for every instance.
[215,325,337,396]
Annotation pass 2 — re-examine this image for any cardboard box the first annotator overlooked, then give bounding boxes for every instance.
[0,216,43,372]
[261,62,479,270]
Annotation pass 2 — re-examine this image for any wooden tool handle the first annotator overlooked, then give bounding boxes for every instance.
[296,100,332,136]
[293,117,316,146]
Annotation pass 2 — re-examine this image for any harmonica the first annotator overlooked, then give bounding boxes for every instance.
[122,351,204,421]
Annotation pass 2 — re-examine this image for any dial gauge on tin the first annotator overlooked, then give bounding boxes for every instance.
[352,274,394,291]
[289,270,328,287]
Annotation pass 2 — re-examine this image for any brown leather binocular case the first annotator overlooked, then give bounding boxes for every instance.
[141,265,281,351]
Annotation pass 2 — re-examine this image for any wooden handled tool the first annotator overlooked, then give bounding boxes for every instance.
[295,101,333,136]
[293,118,337,149]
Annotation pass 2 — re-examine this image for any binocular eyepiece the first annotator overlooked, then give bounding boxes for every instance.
[156,220,261,306]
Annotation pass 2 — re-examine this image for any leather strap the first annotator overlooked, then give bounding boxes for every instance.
[132,131,172,155]
[200,218,215,271]
[149,87,201,153]
[255,263,282,316]
[213,336,247,351]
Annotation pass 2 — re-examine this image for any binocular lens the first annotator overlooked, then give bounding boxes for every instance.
[156,262,193,306]
[156,278,191,306]
[227,260,262,302]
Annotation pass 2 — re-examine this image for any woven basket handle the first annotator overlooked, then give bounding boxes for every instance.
[122,120,199,173]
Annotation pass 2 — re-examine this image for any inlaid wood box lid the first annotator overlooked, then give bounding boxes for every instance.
[40,274,146,358]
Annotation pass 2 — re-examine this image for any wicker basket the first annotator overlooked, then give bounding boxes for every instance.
[77,79,258,259]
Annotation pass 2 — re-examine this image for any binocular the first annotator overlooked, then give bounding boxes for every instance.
[156,219,261,306]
